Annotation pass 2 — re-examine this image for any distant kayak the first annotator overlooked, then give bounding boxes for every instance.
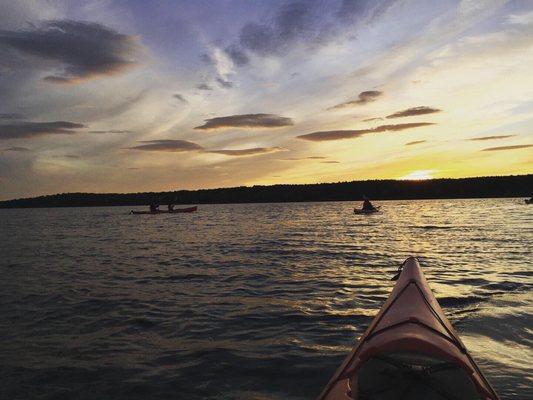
[354,207,380,214]
[130,206,197,214]
[317,256,499,400]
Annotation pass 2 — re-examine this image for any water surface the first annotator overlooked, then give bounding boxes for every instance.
[0,199,531,399]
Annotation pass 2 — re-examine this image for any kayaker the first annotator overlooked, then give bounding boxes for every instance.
[168,203,175,212]
[149,202,159,212]
[362,196,376,211]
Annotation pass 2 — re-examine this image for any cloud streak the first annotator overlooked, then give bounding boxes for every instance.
[405,140,427,146]
[128,140,204,152]
[330,90,382,109]
[0,121,85,139]
[207,147,285,156]
[386,106,441,118]
[297,122,435,141]
[195,113,293,130]
[469,135,516,141]
[0,20,139,83]
[481,144,532,151]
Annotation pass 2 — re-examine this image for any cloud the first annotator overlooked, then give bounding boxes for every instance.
[0,121,85,139]
[216,77,234,89]
[127,140,204,152]
[224,45,249,66]
[89,129,132,134]
[207,147,285,156]
[363,117,383,122]
[386,106,441,118]
[0,20,140,83]
[173,94,188,103]
[468,135,516,141]
[196,83,213,91]
[297,122,434,141]
[280,156,327,160]
[195,113,294,130]
[3,146,30,152]
[405,140,426,146]
[330,90,383,109]
[225,0,394,65]
[0,113,24,119]
[321,160,340,163]
[481,144,532,151]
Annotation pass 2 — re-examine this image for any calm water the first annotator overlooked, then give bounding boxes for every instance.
[0,199,531,399]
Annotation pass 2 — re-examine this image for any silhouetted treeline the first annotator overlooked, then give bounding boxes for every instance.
[0,175,531,208]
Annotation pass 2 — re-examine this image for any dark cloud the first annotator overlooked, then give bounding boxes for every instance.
[363,117,383,122]
[3,146,30,152]
[89,129,132,134]
[321,160,340,163]
[173,94,188,103]
[216,77,234,89]
[386,106,441,118]
[225,0,394,65]
[405,140,426,146]
[0,121,85,139]
[224,45,249,66]
[0,20,139,83]
[331,90,382,109]
[0,113,24,119]
[481,144,532,151]
[297,122,434,141]
[195,113,294,130]
[196,83,213,91]
[128,139,203,152]
[207,147,285,156]
[469,135,516,141]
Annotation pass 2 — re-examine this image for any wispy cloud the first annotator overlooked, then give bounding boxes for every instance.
[173,94,188,103]
[386,106,441,118]
[89,129,132,134]
[321,160,340,163]
[363,117,383,122]
[280,156,327,161]
[195,113,294,130]
[297,122,435,141]
[207,147,285,156]
[2,146,30,152]
[0,20,140,83]
[330,91,382,109]
[216,77,234,89]
[405,140,426,146]
[0,121,85,139]
[128,140,203,152]
[196,83,213,91]
[481,144,532,151]
[224,0,394,65]
[468,135,516,141]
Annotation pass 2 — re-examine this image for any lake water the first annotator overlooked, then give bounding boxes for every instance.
[0,199,531,399]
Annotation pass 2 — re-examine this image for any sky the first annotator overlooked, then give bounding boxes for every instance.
[0,0,532,200]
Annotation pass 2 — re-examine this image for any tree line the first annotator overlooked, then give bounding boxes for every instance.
[0,174,531,208]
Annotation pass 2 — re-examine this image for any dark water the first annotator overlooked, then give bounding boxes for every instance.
[0,199,531,399]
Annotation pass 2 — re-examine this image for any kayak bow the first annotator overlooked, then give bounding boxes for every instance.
[317,256,499,400]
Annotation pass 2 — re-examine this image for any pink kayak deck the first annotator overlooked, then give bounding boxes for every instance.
[317,256,499,400]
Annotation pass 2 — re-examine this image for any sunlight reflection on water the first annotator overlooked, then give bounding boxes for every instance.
[0,199,531,399]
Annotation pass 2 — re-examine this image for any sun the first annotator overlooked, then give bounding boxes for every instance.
[399,170,436,180]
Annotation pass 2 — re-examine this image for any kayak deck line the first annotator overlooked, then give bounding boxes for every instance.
[317,256,499,400]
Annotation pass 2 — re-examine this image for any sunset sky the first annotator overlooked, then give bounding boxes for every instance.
[0,0,532,200]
